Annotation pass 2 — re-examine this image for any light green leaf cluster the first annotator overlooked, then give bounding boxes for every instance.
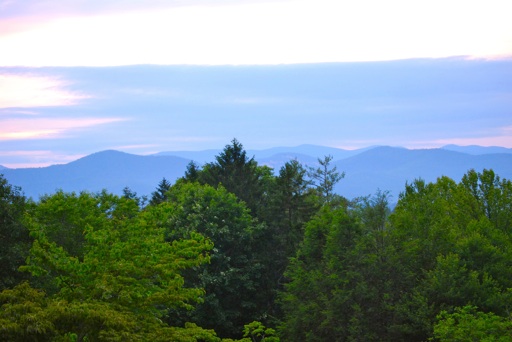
[433,305,512,341]
[3,191,217,341]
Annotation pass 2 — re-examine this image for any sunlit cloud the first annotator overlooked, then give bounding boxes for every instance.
[0,74,89,108]
[0,117,126,141]
[1,129,59,140]
[0,0,510,67]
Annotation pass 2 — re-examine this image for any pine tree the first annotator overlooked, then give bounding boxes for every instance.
[150,178,172,205]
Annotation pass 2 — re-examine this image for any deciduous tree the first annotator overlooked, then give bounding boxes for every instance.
[156,182,269,338]
[11,191,217,341]
[0,175,31,291]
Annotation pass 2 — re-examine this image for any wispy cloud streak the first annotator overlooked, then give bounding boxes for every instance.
[0,117,126,140]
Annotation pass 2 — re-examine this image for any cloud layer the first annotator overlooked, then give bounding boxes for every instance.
[1,0,511,66]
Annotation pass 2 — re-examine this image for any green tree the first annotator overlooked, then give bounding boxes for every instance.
[198,139,273,218]
[281,205,364,341]
[0,281,56,341]
[156,182,269,338]
[387,171,512,340]
[240,321,280,342]
[257,160,319,322]
[282,170,512,341]
[27,190,141,261]
[180,142,323,329]
[432,305,512,341]
[10,190,217,341]
[307,155,345,204]
[0,175,31,291]
[461,169,512,232]
[150,177,172,205]
[184,161,201,182]
[0,281,221,341]
[271,160,318,257]
[122,186,148,208]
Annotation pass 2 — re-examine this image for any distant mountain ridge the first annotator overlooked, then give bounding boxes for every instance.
[153,144,371,164]
[441,144,512,155]
[2,145,512,202]
[3,151,190,200]
[333,146,512,201]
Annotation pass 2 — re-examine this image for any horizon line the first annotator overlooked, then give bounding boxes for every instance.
[3,55,512,69]
[2,143,511,170]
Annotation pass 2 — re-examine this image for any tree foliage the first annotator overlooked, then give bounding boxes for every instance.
[307,155,345,204]
[149,177,172,205]
[0,174,31,291]
[270,160,318,258]
[432,305,512,341]
[190,139,274,219]
[155,182,268,338]
[240,321,280,342]
[281,169,512,341]
[3,190,218,341]
[4,139,512,341]
[281,204,378,341]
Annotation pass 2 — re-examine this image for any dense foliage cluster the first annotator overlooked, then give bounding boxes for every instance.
[1,139,512,341]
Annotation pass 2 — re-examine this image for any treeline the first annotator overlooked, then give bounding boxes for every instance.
[1,139,512,341]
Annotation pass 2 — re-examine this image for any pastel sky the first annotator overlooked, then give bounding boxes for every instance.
[1,0,512,168]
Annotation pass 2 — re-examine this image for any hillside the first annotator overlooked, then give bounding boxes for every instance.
[3,145,512,201]
[335,146,512,200]
[441,144,512,155]
[2,150,190,199]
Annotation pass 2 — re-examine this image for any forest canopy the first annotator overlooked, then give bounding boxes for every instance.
[1,139,512,341]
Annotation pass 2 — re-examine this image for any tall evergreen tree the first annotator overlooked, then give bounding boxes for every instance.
[150,177,172,205]
[307,155,345,204]
[198,138,272,218]
[184,161,200,182]
[266,160,318,274]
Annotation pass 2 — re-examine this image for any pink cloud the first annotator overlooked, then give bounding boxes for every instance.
[0,117,126,141]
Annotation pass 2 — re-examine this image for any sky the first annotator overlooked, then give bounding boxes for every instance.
[1,0,512,168]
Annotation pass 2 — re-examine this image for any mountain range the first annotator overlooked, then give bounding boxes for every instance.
[2,145,512,203]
